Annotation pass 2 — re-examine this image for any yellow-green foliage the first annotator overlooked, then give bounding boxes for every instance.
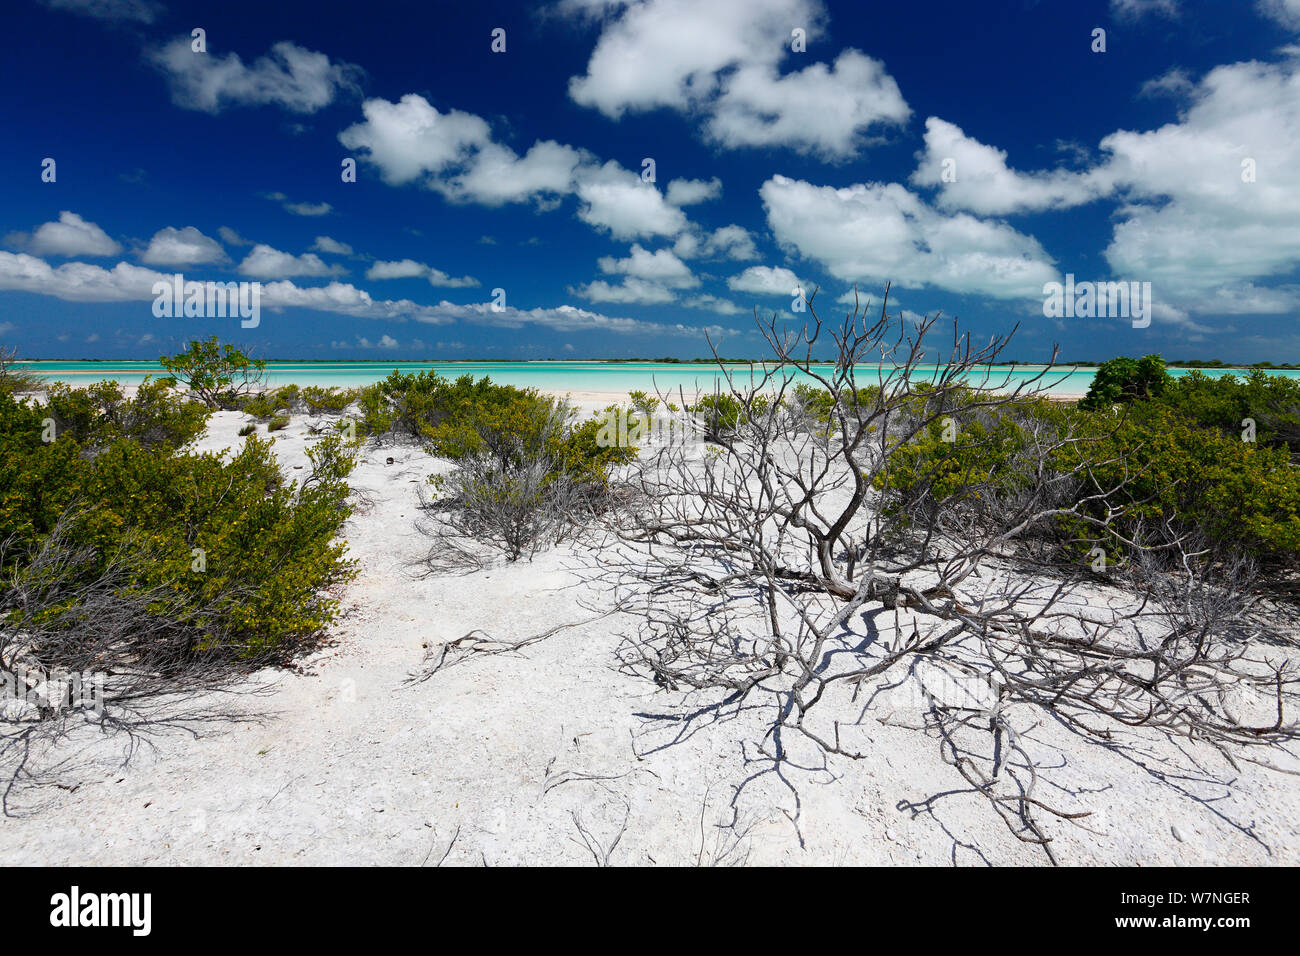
[300,385,360,414]
[627,390,660,417]
[878,405,1044,510]
[690,392,772,440]
[1059,407,1300,561]
[354,369,450,439]
[879,392,1300,565]
[0,389,356,656]
[239,384,358,422]
[159,337,267,410]
[412,380,639,560]
[45,377,211,452]
[360,370,634,485]
[557,409,638,486]
[355,370,536,444]
[239,393,281,420]
[421,379,555,464]
[790,382,882,427]
[1152,369,1300,452]
[1079,354,1170,409]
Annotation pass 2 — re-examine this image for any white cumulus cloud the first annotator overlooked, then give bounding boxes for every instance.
[761,174,1058,299]
[152,37,363,114]
[311,236,353,255]
[19,212,122,258]
[237,244,347,279]
[596,244,697,287]
[666,177,722,206]
[366,259,479,287]
[140,226,228,266]
[911,117,1112,216]
[727,264,805,296]
[563,0,908,158]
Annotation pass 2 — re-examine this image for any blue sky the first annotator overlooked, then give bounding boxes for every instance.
[1,0,1298,361]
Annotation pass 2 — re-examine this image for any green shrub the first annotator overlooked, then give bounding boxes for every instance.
[267,414,290,432]
[159,337,266,410]
[239,394,280,420]
[272,383,301,411]
[556,408,639,486]
[427,407,633,562]
[1080,354,1170,409]
[627,390,660,417]
[0,390,356,656]
[356,370,540,445]
[790,383,834,423]
[45,377,210,452]
[790,382,883,426]
[238,423,256,437]
[1154,369,1300,452]
[876,396,1069,520]
[690,393,772,441]
[1081,360,1300,454]
[1060,407,1300,563]
[301,385,359,415]
[239,384,312,420]
[412,380,637,561]
[879,392,1300,568]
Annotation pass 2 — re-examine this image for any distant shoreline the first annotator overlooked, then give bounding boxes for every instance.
[13,358,1300,370]
[16,359,1300,405]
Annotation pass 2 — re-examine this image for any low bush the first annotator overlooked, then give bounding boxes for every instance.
[0,389,356,656]
[1079,354,1170,409]
[1083,355,1300,454]
[690,392,774,442]
[356,370,521,444]
[301,385,359,415]
[627,390,660,417]
[1061,407,1300,564]
[44,377,210,452]
[368,372,639,562]
[880,390,1300,569]
[1154,369,1300,452]
[789,381,883,427]
[558,408,639,488]
[239,384,358,422]
[430,454,568,563]
[238,393,280,420]
[878,398,1059,520]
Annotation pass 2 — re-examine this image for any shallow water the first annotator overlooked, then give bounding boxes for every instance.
[16,360,1299,399]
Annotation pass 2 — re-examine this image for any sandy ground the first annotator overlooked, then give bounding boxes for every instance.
[1,405,1298,866]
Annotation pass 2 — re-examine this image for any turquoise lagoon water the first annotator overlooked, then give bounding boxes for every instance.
[15,360,1300,398]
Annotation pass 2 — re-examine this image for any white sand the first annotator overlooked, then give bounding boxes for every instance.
[1,409,1297,865]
